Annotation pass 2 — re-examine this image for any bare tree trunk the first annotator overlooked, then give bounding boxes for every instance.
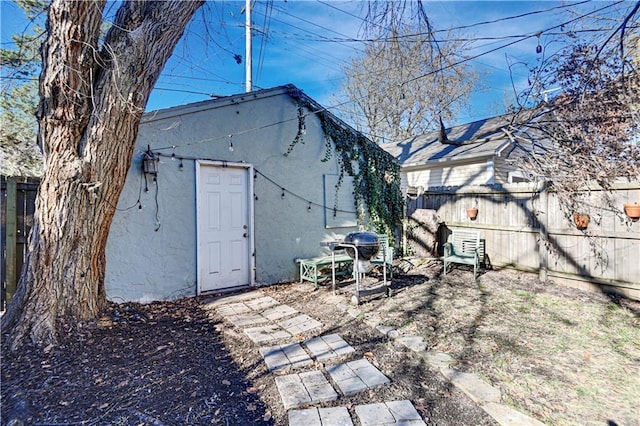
[2,0,203,351]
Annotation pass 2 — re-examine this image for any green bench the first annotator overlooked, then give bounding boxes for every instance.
[443,229,483,280]
[296,252,353,288]
[371,234,394,278]
[296,234,394,288]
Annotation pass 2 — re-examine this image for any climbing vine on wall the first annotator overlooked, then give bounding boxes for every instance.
[286,86,403,239]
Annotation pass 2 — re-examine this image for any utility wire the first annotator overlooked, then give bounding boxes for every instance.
[401,1,627,87]
[255,0,273,82]
[144,0,636,151]
[147,2,629,103]
[4,0,635,136]
[319,0,595,37]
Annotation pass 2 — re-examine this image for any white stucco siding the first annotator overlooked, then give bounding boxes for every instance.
[105,89,359,302]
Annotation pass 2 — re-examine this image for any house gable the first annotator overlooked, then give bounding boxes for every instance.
[384,110,547,189]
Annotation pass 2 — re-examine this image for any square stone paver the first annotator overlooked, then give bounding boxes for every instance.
[259,342,313,371]
[225,312,269,327]
[244,324,291,344]
[278,314,323,335]
[275,371,338,410]
[274,373,311,410]
[288,407,353,426]
[440,368,501,404]
[326,359,390,396]
[202,290,265,309]
[300,370,338,401]
[261,304,298,321]
[288,407,321,425]
[304,334,355,361]
[355,400,425,425]
[215,302,252,317]
[245,296,280,312]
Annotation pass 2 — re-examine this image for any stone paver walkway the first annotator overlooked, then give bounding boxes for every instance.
[209,287,544,426]
[211,290,423,425]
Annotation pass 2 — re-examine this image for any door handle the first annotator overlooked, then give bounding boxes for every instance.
[243,233,248,238]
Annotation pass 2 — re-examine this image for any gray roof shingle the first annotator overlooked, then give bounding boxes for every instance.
[381,111,546,167]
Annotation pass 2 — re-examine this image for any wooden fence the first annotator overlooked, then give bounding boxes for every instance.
[406,181,640,300]
[1,176,39,310]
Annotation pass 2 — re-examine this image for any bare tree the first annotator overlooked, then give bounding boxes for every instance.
[502,2,640,270]
[510,3,640,217]
[2,0,203,351]
[360,0,433,36]
[339,22,477,144]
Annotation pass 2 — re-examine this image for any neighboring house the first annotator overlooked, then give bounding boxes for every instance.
[381,111,545,194]
[105,84,391,302]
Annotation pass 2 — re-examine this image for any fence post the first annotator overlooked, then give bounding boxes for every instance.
[402,199,408,257]
[5,176,18,304]
[538,180,548,282]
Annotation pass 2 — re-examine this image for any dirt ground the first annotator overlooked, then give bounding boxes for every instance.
[2,262,639,426]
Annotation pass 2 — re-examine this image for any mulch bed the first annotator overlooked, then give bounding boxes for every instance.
[1,299,271,425]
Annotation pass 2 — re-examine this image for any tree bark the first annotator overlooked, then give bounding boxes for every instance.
[2,0,203,351]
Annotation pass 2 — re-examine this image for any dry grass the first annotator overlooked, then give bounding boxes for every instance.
[353,265,640,426]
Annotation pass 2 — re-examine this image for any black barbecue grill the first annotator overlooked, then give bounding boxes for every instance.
[322,231,390,305]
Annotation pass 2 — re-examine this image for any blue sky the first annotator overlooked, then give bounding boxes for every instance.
[1,1,634,126]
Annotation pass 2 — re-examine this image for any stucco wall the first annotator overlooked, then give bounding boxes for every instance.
[105,88,359,302]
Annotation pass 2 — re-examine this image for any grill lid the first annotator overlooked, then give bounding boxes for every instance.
[343,232,379,260]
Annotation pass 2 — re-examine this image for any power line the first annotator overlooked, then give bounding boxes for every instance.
[272,26,626,44]
[440,0,596,33]
[319,0,598,38]
[153,87,220,97]
[269,3,364,47]
[255,0,274,83]
[400,1,627,87]
[4,0,635,138]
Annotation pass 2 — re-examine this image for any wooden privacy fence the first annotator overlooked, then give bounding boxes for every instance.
[406,181,640,300]
[1,176,39,310]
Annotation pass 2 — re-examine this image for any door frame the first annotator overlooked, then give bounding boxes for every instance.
[195,160,255,295]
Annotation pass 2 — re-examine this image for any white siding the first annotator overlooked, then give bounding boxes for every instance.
[404,161,492,189]
[494,157,524,184]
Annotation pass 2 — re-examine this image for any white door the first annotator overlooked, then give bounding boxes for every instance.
[197,163,252,293]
